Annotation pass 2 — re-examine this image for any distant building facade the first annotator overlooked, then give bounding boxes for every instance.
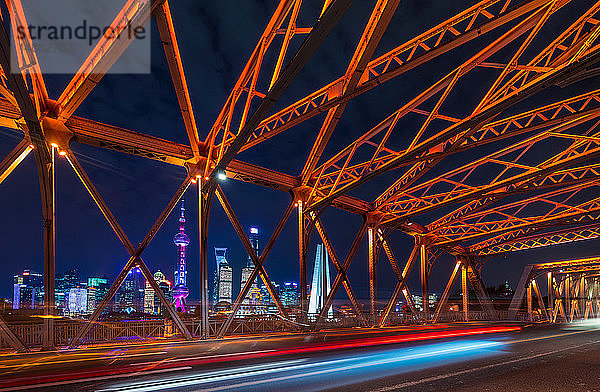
[68,288,88,316]
[240,227,260,309]
[115,267,146,313]
[143,270,172,315]
[281,282,299,307]
[218,261,233,304]
[87,277,110,314]
[55,269,80,313]
[13,270,43,310]
[308,244,332,319]
[213,247,228,306]
[412,293,438,311]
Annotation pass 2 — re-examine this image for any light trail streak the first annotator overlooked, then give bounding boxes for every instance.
[0,325,520,390]
[104,328,600,392]
[0,366,193,392]
[0,350,168,369]
[100,341,504,392]
[371,340,600,391]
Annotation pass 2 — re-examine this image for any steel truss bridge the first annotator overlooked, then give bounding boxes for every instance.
[1,0,600,352]
[509,256,600,322]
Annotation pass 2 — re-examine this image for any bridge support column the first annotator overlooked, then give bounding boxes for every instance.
[379,239,418,327]
[39,147,55,350]
[433,260,461,323]
[461,264,468,322]
[532,279,549,321]
[297,200,308,323]
[420,243,429,323]
[197,178,212,339]
[548,272,553,316]
[463,257,496,319]
[368,227,377,324]
[527,283,533,321]
[565,275,571,321]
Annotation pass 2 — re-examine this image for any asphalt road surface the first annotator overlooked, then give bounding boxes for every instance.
[1,322,599,391]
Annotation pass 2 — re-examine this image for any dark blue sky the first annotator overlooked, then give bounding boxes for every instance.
[1,0,599,303]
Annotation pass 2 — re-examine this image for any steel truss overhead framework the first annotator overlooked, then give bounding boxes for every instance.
[2,0,600,350]
[509,257,600,322]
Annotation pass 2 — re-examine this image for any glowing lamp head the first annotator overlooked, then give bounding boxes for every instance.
[173,232,190,246]
[250,227,259,235]
[216,171,227,181]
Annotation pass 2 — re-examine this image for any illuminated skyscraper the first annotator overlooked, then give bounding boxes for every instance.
[144,270,168,314]
[248,226,259,262]
[156,280,172,315]
[68,287,88,316]
[115,267,145,313]
[56,269,80,313]
[282,282,299,307]
[213,247,228,305]
[218,261,233,304]
[87,277,110,314]
[308,244,333,319]
[241,227,259,305]
[13,270,43,310]
[172,200,190,312]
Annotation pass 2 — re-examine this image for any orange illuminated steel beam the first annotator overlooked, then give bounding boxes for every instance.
[470,222,600,256]
[508,256,600,320]
[64,150,192,342]
[481,2,600,107]
[242,0,549,152]
[56,0,161,122]
[154,1,202,158]
[311,0,600,209]
[216,199,296,338]
[423,107,600,233]
[299,0,401,185]
[315,216,369,324]
[379,237,418,327]
[0,96,375,216]
[0,138,32,185]
[372,0,600,208]
[6,0,49,114]
[304,3,574,212]
[70,173,194,347]
[426,113,600,231]
[377,115,600,224]
[214,186,290,324]
[203,0,304,175]
[309,43,600,215]
[205,0,354,188]
[0,19,55,349]
[313,215,368,324]
[431,181,600,247]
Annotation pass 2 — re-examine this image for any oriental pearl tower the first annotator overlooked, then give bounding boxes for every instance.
[172,200,190,312]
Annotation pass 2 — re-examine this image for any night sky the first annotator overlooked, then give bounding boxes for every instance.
[1,0,599,304]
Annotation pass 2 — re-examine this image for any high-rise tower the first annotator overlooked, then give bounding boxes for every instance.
[213,247,228,306]
[241,227,259,308]
[172,200,190,312]
[308,244,333,319]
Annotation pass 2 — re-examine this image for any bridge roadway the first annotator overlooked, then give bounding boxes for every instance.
[0,322,599,391]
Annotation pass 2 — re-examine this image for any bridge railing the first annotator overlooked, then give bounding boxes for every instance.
[0,311,538,350]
